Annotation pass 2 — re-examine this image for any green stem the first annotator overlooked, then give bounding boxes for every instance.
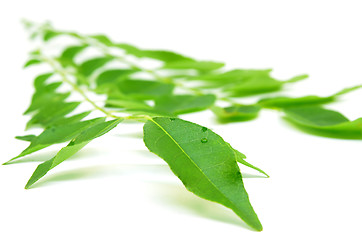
[41,55,122,119]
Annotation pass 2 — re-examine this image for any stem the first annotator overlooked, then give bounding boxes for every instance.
[41,55,121,119]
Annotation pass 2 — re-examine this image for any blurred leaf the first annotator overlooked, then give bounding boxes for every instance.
[95,69,138,88]
[43,30,61,41]
[89,34,113,46]
[15,135,37,142]
[259,85,362,109]
[154,94,216,115]
[59,44,88,66]
[78,56,114,77]
[212,104,261,122]
[283,106,362,139]
[26,101,81,129]
[116,43,193,63]
[163,60,224,72]
[24,59,41,68]
[117,79,174,100]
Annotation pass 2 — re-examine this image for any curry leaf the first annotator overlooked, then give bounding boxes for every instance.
[5,118,105,164]
[283,106,362,139]
[116,43,194,63]
[58,44,88,66]
[163,60,224,72]
[78,56,114,77]
[232,147,269,178]
[24,59,41,68]
[212,104,261,122]
[258,85,362,109]
[117,79,175,100]
[154,94,216,115]
[25,119,122,188]
[143,117,263,231]
[95,69,138,88]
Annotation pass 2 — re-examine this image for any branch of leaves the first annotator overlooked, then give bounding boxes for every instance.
[8,44,269,231]
[5,114,267,231]
[25,23,362,139]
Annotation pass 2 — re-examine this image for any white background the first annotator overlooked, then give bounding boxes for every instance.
[1,0,362,239]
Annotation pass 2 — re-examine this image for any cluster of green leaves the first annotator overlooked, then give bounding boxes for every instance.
[6,21,362,232]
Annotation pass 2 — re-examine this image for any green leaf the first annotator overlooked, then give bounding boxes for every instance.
[43,30,61,41]
[117,79,175,100]
[15,135,37,142]
[232,147,269,178]
[154,94,216,115]
[78,56,114,77]
[258,85,362,109]
[59,44,88,66]
[212,104,261,122]
[25,119,122,188]
[33,72,54,89]
[95,69,138,88]
[5,118,105,164]
[283,106,362,139]
[333,85,362,96]
[25,91,70,115]
[105,99,152,110]
[24,73,71,115]
[116,43,194,63]
[258,95,335,109]
[24,59,41,68]
[193,69,307,96]
[163,60,224,72]
[192,69,272,84]
[89,34,113,46]
[226,76,285,97]
[143,117,262,231]
[47,111,91,127]
[26,101,81,129]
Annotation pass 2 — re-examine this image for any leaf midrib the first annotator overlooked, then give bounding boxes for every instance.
[149,118,241,211]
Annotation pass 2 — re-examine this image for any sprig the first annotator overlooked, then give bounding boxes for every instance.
[4,21,362,232]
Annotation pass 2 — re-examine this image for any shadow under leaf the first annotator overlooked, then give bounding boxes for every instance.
[28,163,265,230]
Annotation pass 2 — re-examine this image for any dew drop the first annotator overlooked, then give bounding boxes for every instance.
[201,127,208,132]
[201,137,208,143]
[170,118,176,121]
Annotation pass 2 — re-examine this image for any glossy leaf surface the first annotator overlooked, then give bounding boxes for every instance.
[143,117,262,231]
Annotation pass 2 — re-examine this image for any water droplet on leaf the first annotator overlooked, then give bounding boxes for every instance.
[201,138,208,143]
[170,118,176,121]
[201,127,208,132]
